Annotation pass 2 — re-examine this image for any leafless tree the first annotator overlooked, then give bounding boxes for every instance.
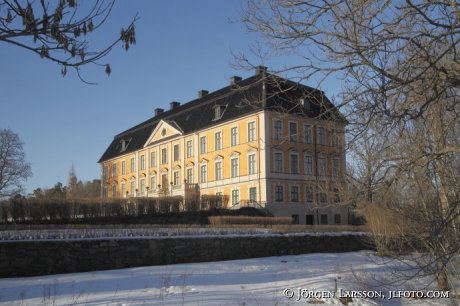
[0,0,137,84]
[237,0,460,295]
[0,128,32,199]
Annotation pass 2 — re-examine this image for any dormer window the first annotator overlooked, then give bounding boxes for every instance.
[213,105,225,120]
[120,139,130,152]
[300,98,310,110]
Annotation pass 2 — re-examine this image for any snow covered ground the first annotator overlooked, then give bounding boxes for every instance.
[0,251,454,306]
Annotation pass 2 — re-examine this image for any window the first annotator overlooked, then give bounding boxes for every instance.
[122,161,126,175]
[104,166,109,180]
[173,171,179,185]
[248,155,256,174]
[291,186,299,202]
[161,174,167,188]
[249,187,257,202]
[275,186,283,202]
[130,158,135,172]
[305,155,313,174]
[215,162,222,180]
[334,214,341,224]
[130,181,135,194]
[231,127,238,146]
[215,132,221,151]
[306,215,314,225]
[214,106,222,120]
[318,127,326,146]
[121,183,126,197]
[140,179,145,192]
[200,165,207,183]
[306,187,313,202]
[331,129,338,147]
[290,154,298,174]
[150,176,156,190]
[248,122,255,142]
[319,156,326,175]
[231,158,238,177]
[232,189,239,205]
[321,214,328,224]
[112,164,117,177]
[333,158,339,176]
[200,136,207,154]
[187,168,193,183]
[304,125,312,144]
[173,145,179,161]
[334,188,340,203]
[274,153,283,173]
[216,192,223,208]
[151,151,156,167]
[103,186,108,198]
[301,98,310,110]
[112,184,117,198]
[161,148,167,164]
[140,155,145,170]
[319,192,327,203]
[187,140,193,158]
[289,122,297,142]
[292,214,299,224]
[274,120,282,140]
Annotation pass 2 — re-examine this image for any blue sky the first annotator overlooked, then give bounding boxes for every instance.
[0,1,341,195]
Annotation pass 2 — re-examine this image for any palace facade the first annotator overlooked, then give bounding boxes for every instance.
[98,66,348,225]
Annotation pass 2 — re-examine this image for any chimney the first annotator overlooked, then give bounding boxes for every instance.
[255,66,267,75]
[198,90,209,98]
[230,76,242,85]
[170,101,180,110]
[155,108,164,116]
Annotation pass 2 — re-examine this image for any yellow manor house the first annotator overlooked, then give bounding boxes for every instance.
[98,66,349,225]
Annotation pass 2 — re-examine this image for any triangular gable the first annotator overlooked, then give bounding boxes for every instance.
[149,170,157,175]
[185,161,195,167]
[228,151,241,158]
[272,145,285,151]
[303,149,314,154]
[288,147,299,152]
[144,120,183,147]
[245,146,258,153]
[173,165,181,170]
[212,154,224,161]
[199,158,209,164]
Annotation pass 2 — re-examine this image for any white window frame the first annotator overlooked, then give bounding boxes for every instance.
[333,158,339,176]
[151,151,156,167]
[248,121,256,142]
[112,163,117,177]
[304,124,312,144]
[112,184,117,198]
[140,178,145,192]
[161,148,167,164]
[275,185,283,202]
[290,153,299,174]
[248,154,256,174]
[186,140,193,158]
[200,165,207,183]
[232,189,239,205]
[274,152,283,173]
[215,161,222,180]
[319,156,327,176]
[173,171,180,185]
[249,187,257,202]
[104,165,109,180]
[130,158,135,172]
[230,126,238,146]
[122,161,126,175]
[215,131,222,151]
[274,120,282,140]
[121,183,126,197]
[130,181,135,195]
[187,168,193,183]
[318,126,326,146]
[231,158,239,177]
[103,186,108,198]
[150,176,156,190]
[173,144,179,161]
[306,187,313,202]
[200,136,207,154]
[289,121,297,142]
[140,155,145,170]
[291,186,299,202]
[304,154,313,174]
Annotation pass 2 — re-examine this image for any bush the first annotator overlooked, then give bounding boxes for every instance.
[209,216,293,226]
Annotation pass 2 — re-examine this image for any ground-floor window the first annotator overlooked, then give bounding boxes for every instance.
[306,215,314,225]
[275,186,283,202]
[249,187,257,202]
[232,189,239,205]
[321,214,328,224]
[334,214,341,224]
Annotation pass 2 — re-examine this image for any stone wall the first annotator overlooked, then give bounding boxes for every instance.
[0,234,372,278]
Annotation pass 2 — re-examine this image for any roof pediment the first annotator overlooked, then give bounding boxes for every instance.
[144,120,183,147]
[228,151,241,158]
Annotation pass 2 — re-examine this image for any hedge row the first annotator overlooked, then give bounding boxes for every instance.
[0,195,231,224]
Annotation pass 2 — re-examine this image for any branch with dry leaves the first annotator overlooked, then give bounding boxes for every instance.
[0,0,138,84]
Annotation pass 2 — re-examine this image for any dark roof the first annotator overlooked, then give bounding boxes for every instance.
[98,73,346,163]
